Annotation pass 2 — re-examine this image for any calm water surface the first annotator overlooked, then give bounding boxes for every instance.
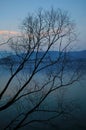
[0,66,86,130]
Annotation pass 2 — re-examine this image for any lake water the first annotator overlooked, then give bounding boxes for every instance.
[0,66,86,130]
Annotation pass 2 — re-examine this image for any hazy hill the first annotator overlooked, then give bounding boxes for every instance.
[0,50,86,68]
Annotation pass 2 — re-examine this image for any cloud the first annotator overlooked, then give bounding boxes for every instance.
[0,30,19,35]
[0,30,21,43]
[0,30,21,47]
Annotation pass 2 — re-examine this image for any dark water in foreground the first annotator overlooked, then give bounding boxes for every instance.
[0,66,86,130]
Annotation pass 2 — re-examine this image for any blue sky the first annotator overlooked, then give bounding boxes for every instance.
[0,0,86,50]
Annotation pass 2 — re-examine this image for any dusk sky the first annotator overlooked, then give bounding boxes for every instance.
[0,0,86,50]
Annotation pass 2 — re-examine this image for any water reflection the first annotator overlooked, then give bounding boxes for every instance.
[0,66,86,130]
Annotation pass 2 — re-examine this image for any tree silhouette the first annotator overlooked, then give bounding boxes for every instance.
[0,8,80,130]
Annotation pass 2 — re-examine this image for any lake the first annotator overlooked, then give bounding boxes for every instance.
[0,65,86,130]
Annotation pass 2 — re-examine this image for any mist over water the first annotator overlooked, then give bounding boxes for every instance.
[0,65,86,130]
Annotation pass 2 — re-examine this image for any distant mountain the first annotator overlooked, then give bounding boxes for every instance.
[0,50,86,65]
[68,50,86,60]
[0,51,12,58]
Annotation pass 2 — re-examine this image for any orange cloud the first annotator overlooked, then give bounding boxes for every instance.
[0,30,19,35]
[0,30,21,45]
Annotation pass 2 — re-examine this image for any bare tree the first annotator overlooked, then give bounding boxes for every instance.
[0,8,80,130]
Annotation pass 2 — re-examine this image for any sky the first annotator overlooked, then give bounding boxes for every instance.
[0,0,86,50]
